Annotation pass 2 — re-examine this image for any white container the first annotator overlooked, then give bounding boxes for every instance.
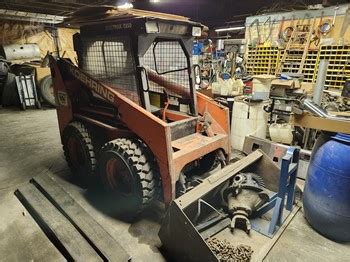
[252,75,275,100]
[231,98,268,151]
[269,123,294,145]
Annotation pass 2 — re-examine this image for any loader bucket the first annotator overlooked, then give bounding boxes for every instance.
[159,149,299,261]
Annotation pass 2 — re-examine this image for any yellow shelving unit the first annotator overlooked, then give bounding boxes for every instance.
[246,46,280,75]
[318,45,350,89]
[246,45,350,90]
[302,50,318,83]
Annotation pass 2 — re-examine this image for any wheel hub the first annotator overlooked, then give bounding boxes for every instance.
[105,157,133,194]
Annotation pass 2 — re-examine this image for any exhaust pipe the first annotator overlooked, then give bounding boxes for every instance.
[303,99,349,121]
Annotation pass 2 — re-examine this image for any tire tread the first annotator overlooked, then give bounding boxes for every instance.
[100,138,159,211]
[62,121,96,185]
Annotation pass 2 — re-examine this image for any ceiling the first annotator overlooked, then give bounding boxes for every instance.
[0,0,348,27]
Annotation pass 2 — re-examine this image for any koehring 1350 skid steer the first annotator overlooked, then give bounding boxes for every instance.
[50,7,231,213]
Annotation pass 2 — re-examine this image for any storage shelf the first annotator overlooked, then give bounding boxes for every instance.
[246,45,350,89]
[246,46,280,75]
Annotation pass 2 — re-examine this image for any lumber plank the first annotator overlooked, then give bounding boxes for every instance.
[292,113,350,134]
[0,191,65,262]
[65,6,190,26]
[33,175,130,262]
[15,184,102,262]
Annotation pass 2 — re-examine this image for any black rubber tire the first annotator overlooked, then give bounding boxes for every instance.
[1,73,18,106]
[188,151,218,177]
[62,121,96,187]
[199,151,218,173]
[98,138,158,213]
[39,75,56,107]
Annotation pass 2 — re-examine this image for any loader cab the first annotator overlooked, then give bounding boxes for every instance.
[73,17,202,118]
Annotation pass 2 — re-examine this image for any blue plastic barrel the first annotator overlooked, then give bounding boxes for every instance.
[303,132,350,242]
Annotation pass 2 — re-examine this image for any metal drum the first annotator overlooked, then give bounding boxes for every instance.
[1,44,41,61]
[303,132,350,242]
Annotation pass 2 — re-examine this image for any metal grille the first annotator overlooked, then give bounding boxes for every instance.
[142,41,190,98]
[81,36,140,104]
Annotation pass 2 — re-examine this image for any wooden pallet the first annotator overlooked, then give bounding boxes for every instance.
[15,175,130,261]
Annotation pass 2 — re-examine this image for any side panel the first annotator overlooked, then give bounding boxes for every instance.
[196,92,231,158]
[50,56,73,137]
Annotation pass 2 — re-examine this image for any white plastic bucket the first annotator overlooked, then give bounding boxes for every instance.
[269,123,294,145]
[252,75,274,100]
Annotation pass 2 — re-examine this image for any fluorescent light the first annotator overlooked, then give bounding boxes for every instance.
[215,26,245,32]
[117,2,133,9]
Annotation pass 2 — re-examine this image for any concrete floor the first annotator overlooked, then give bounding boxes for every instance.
[0,108,349,261]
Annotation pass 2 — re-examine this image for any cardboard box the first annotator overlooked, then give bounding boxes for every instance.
[294,79,301,89]
[197,88,213,97]
[271,79,295,89]
[301,82,315,94]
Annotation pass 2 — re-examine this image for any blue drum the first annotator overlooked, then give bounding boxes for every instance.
[303,132,350,242]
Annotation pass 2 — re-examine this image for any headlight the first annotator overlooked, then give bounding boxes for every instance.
[145,22,159,33]
[192,26,202,37]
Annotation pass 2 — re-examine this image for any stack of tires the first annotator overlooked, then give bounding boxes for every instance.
[0,57,18,107]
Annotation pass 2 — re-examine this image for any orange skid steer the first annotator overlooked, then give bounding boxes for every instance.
[50,7,231,213]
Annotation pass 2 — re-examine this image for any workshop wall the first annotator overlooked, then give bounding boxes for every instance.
[245,15,350,48]
[244,4,350,90]
[0,21,78,61]
[245,5,350,47]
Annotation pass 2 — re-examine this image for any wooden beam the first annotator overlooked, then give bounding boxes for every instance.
[291,114,350,134]
[15,184,102,261]
[33,175,131,262]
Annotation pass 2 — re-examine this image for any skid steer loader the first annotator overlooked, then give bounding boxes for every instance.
[50,7,231,213]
